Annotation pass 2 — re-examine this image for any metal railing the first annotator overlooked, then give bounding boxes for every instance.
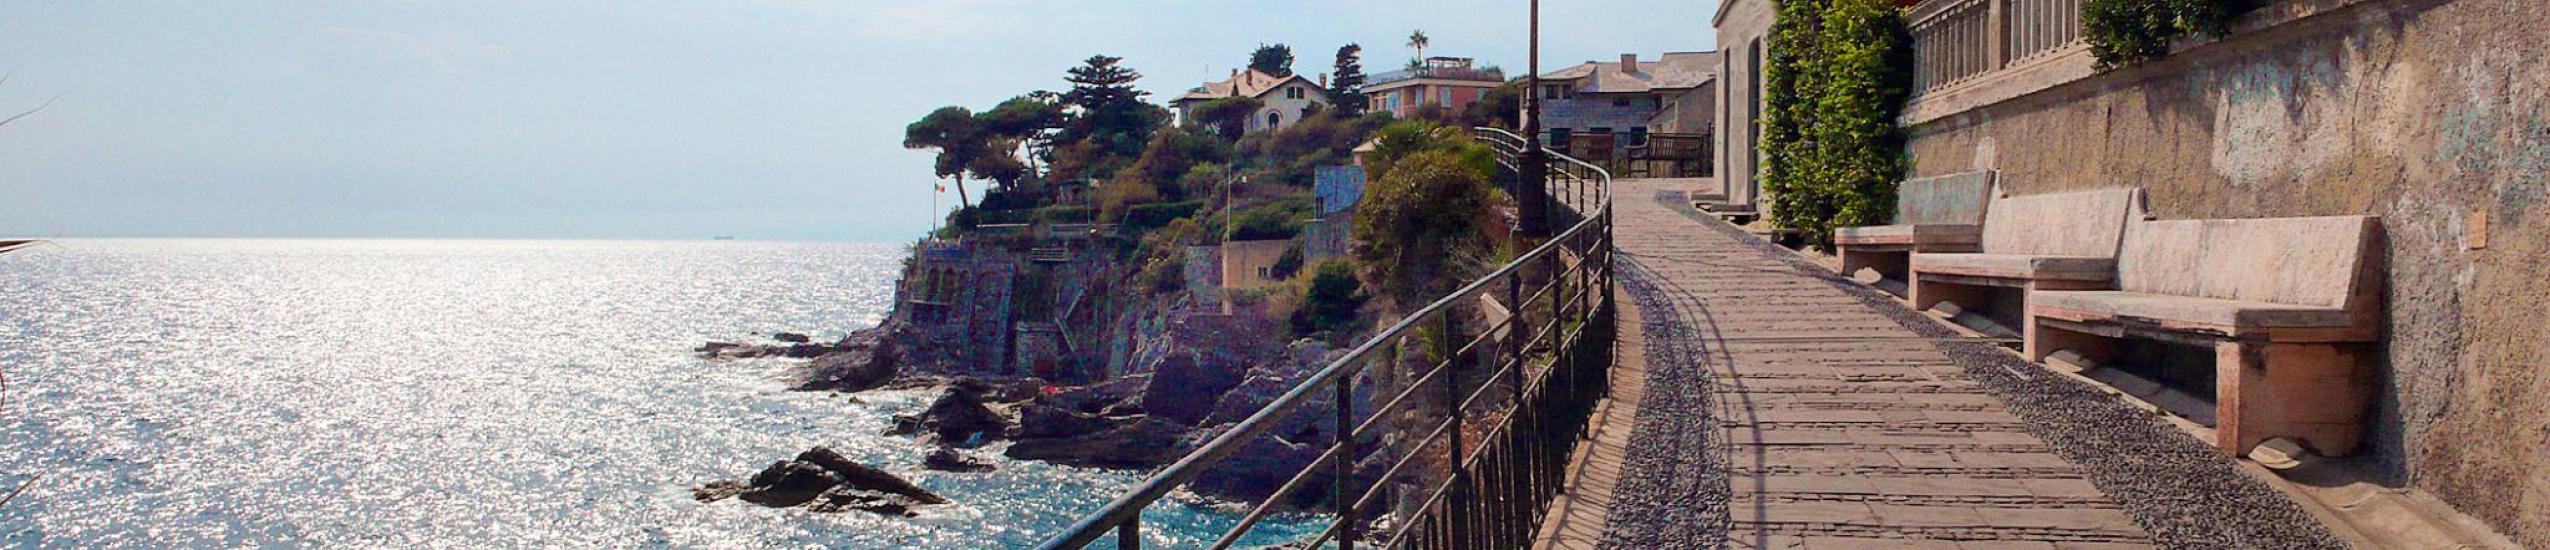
[1037,127,1615,550]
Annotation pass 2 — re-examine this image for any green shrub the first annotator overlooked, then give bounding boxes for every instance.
[1291,259,1365,337]
[1351,149,1506,305]
[1270,245,1304,280]
[1036,205,1094,224]
[1122,200,1207,230]
[2082,0,2233,69]
[1226,194,1318,241]
[1762,0,1913,250]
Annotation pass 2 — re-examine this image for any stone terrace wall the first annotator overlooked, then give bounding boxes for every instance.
[1901,0,2549,543]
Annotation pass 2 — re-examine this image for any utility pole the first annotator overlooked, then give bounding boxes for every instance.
[1517,0,1552,240]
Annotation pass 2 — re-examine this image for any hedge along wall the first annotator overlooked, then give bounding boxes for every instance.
[2081,0,2237,69]
[1761,0,1915,248]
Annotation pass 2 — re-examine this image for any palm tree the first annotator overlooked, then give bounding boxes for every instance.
[1407,30,1430,63]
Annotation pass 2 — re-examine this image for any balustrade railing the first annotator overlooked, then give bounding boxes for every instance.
[1036,127,1615,550]
[1911,0,2086,95]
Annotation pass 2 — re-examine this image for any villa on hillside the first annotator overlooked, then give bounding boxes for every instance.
[1358,56,1505,118]
[1529,52,1719,144]
[1170,69,1332,134]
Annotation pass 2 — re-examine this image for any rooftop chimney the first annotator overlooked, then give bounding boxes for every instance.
[1620,53,1640,72]
[1318,73,1329,87]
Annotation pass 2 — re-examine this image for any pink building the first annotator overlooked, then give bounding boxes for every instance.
[1359,57,1505,118]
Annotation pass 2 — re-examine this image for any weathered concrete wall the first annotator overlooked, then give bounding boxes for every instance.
[1219,239,1294,291]
[1903,0,2550,542]
[1712,0,1775,207]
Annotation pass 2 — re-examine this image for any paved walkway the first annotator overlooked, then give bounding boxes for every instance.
[1538,179,2163,549]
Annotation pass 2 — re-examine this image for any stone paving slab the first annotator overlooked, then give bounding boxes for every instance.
[1537,179,2345,550]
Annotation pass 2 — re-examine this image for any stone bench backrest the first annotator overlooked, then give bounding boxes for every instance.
[1979,187,2144,258]
[1895,170,1997,226]
[2115,216,2380,309]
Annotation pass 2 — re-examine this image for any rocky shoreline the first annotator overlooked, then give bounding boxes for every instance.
[692,317,1367,516]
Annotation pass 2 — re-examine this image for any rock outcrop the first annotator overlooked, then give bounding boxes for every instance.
[886,379,1011,446]
[694,446,947,517]
[1004,417,1198,469]
[791,332,899,392]
[923,447,996,472]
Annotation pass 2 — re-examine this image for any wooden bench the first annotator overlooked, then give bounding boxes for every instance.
[1835,170,1997,292]
[1909,187,2146,318]
[2027,216,2383,457]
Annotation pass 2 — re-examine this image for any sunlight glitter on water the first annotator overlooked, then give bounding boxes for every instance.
[0,240,1319,549]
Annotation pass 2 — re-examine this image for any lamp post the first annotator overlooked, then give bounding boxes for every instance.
[1516,0,1551,240]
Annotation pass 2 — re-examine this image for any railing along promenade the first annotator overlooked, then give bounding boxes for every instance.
[1038,127,1616,549]
[1910,0,2085,94]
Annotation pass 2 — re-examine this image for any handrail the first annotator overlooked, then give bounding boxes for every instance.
[1037,128,1615,550]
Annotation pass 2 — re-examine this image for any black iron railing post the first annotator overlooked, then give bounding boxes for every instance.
[1439,311,1468,549]
[1333,368,1357,550]
[1117,515,1139,550]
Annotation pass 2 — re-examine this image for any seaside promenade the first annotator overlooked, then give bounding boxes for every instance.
[1530,178,2346,549]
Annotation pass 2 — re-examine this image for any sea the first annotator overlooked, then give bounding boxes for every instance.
[0,239,1320,549]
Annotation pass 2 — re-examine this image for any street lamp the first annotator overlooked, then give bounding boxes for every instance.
[1516,0,1551,240]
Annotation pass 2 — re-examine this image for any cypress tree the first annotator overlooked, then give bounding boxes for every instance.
[1329,44,1367,117]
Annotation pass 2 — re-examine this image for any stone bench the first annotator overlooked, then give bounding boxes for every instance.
[1835,170,1996,292]
[1908,187,2146,317]
[2026,215,2383,457]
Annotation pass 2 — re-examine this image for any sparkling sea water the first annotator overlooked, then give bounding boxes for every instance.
[0,240,1318,549]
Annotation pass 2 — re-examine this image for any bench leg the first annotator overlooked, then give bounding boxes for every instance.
[2215,341,2377,457]
[1909,273,1986,312]
[2024,316,2113,363]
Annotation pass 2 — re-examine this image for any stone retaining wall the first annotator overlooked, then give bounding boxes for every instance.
[1901,0,2550,543]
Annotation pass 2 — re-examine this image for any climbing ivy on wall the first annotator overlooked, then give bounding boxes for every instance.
[1761,0,1915,249]
[2081,0,2235,69]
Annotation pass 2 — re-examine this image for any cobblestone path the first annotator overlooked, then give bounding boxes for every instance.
[1532,178,2346,549]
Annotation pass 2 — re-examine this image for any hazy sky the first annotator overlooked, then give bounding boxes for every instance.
[0,1,1719,242]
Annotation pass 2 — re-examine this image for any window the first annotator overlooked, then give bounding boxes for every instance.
[1543,84,1573,100]
[1256,267,1273,279]
[1285,86,1305,99]
[1613,98,1631,107]
[1440,88,1452,106]
[1266,111,1282,128]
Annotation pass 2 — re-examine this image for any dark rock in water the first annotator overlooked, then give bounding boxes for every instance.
[806,486,929,516]
[697,341,745,355]
[691,480,751,502]
[736,460,843,507]
[695,446,947,516]
[1004,417,1196,469]
[774,332,812,343]
[923,447,996,472]
[890,380,1012,447]
[794,334,899,392]
[1015,401,1117,440]
[791,447,946,504]
[1041,375,1148,414]
[887,414,924,436]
